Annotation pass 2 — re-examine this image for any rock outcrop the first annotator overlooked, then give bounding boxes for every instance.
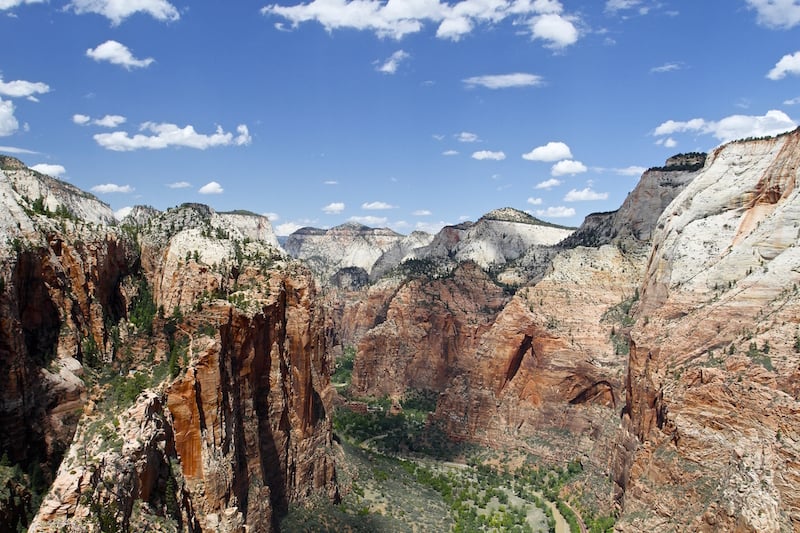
[617,129,800,531]
[0,158,337,532]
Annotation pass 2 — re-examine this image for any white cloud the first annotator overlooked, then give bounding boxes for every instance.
[536,206,575,218]
[651,62,682,73]
[564,187,608,201]
[322,202,345,214]
[0,77,50,99]
[0,0,45,10]
[767,51,800,80]
[534,178,562,189]
[432,134,445,141]
[785,96,800,105]
[472,150,506,160]
[73,113,91,125]
[86,40,154,70]
[324,180,338,185]
[529,13,578,49]
[263,0,582,47]
[198,181,223,194]
[605,0,641,12]
[263,212,280,221]
[463,72,544,89]
[655,137,677,148]
[350,215,388,226]
[275,221,304,235]
[167,181,190,189]
[653,110,797,143]
[442,149,459,156]
[114,206,133,220]
[457,131,479,143]
[527,197,543,205]
[0,98,18,136]
[551,159,587,176]
[30,163,66,177]
[68,0,180,25]
[746,0,800,29]
[362,201,395,210]
[376,49,410,74]
[94,122,252,151]
[413,209,432,216]
[522,141,572,162]
[93,114,126,127]
[615,165,647,176]
[0,145,37,154]
[415,220,448,234]
[91,183,134,194]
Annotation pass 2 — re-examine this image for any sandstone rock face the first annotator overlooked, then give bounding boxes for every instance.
[350,262,511,398]
[0,170,137,488]
[408,208,574,271]
[285,222,417,283]
[618,129,800,531]
[29,392,201,532]
[0,159,336,532]
[166,265,336,532]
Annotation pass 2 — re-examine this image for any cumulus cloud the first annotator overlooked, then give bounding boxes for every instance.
[767,51,800,80]
[536,206,575,218]
[167,181,190,188]
[564,187,608,201]
[86,40,154,70]
[522,141,572,162]
[68,0,180,25]
[457,131,479,143]
[94,122,252,151]
[0,0,45,10]
[276,221,304,235]
[0,77,50,99]
[376,49,410,74]
[785,96,800,105]
[350,215,388,226]
[413,209,432,216]
[198,181,223,194]
[746,0,800,29]
[362,201,395,210]
[114,206,133,220]
[30,163,66,177]
[463,72,544,89]
[442,149,459,156]
[655,137,677,148]
[262,0,582,48]
[534,178,562,189]
[322,202,345,214]
[93,114,126,127]
[73,113,91,125]
[605,0,641,11]
[653,110,797,143]
[551,159,587,176]
[0,98,18,136]
[527,197,543,205]
[529,13,578,49]
[472,150,506,161]
[263,212,280,221]
[91,183,134,193]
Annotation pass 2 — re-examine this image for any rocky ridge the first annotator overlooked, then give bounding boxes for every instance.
[0,158,336,532]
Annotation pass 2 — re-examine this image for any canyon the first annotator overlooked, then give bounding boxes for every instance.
[0,129,799,532]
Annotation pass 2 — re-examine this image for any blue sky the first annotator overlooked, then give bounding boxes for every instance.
[0,0,798,235]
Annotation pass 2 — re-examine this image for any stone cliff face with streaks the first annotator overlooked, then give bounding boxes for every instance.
[616,129,800,532]
[0,158,336,532]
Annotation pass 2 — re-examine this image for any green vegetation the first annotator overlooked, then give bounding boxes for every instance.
[129,278,157,335]
[332,345,356,387]
[747,341,774,371]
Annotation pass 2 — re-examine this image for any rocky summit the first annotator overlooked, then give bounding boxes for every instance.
[2,130,800,532]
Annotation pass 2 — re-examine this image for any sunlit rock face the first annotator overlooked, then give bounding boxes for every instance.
[617,129,800,532]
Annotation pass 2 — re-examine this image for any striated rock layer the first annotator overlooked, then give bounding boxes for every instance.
[617,129,800,531]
